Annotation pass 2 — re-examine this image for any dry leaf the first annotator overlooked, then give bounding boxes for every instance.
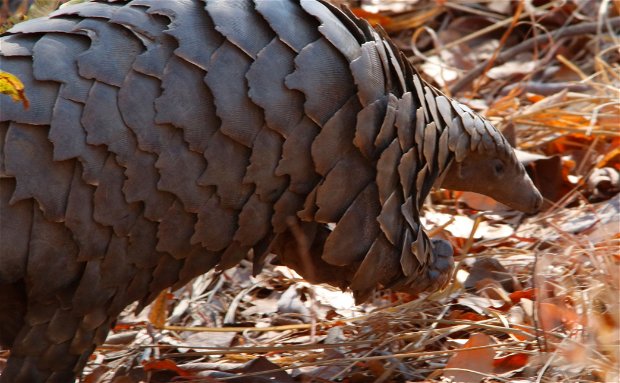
[464,257,515,293]
[445,333,496,383]
[486,56,538,80]
[448,310,487,322]
[142,358,193,377]
[420,55,459,87]
[457,295,506,313]
[538,301,580,333]
[459,191,509,211]
[0,70,29,108]
[147,289,169,329]
[493,353,529,373]
[232,357,295,383]
[509,288,537,304]
[351,8,392,27]
[183,331,237,349]
[587,167,620,199]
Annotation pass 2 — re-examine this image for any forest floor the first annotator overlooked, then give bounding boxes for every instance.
[2,0,619,382]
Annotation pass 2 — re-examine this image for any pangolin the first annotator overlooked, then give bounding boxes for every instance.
[0,0,543,381]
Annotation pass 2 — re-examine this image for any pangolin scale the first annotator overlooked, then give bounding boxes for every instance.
[0,0,542,381]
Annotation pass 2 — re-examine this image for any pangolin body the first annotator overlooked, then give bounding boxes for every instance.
[0,0,542,381]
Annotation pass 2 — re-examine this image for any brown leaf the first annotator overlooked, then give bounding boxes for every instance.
[509,288,537,304]
[522,154,570,204]
[147,289,169,329]
[538,301,580,333]
[464,257,516,293]
[142,358,193,377]
[445,333,496,383]
[82,366,111,383]
[233,357,295,383]
[448,310,488,322]
[493,353,529,373]
[350,8,392,27]
[458,191,508,211]
[366,359,386,377]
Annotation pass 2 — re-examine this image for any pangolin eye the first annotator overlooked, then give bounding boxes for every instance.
[494,161,505,175]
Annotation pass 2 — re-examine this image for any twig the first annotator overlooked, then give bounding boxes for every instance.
[500,81,591,95]
[450,17,620,94]
[211,341,529,381]
[459,213,484,256]
[471,0,525,95]
[410,2,556,63]
[443,2,504,21]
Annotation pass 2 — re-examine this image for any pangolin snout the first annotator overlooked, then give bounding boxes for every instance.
[523,172,544,214]
[516,179,543,214]
[498,174,544,214]
[532,190,543,212]
[527,188,544,214]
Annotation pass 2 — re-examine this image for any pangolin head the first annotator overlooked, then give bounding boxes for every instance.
[436,99,543,214]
